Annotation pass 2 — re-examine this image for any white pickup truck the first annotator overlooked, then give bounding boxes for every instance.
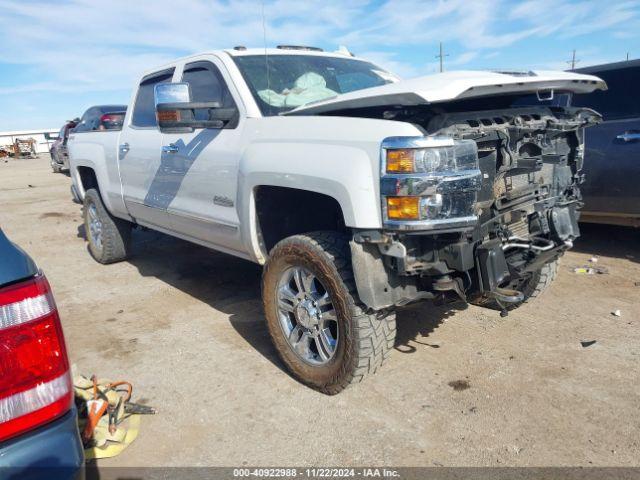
[69,46,605,394]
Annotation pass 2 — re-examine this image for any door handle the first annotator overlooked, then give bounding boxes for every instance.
[162,143,179,154]
[119,142,130,153]
[616,132,640,142]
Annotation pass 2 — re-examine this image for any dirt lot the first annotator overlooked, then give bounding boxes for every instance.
[1,155,639,468]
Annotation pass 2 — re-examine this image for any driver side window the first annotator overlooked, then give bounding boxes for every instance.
[132,69,175,128]
[181,61,237,122]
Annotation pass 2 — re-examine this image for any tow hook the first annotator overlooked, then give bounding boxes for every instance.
[487,287,525,317]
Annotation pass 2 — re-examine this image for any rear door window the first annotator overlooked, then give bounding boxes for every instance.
[131,69,175,127]
[572,66,640,120]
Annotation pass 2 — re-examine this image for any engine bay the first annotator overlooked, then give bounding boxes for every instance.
[346,97,602,310]
[427,105,601,237]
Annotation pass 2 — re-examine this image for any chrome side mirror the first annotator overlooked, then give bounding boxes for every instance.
[154,83,231,131]
[154,83,192,106]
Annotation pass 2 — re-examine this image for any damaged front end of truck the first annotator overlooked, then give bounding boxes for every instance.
[291,70,606,314]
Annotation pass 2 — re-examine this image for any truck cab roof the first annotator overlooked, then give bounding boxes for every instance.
[137,47,370,78]
[223,47,358,59]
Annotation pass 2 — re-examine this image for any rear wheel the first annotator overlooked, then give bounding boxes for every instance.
[262,231,396,395]
[50,152,61,173]
[83,188,131,264]
[472,259,559,311]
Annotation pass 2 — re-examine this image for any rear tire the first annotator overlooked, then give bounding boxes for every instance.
[50,152,61,173]
[83,188,131,264]
[262,231,396,395]
[472,259,559,311]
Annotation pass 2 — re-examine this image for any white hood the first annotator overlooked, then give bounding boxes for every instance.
[285,69,607,115]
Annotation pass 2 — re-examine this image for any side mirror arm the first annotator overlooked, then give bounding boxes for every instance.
[156,102,238,130]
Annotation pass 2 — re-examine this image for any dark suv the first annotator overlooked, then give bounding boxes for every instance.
[573,60,640,227]
[0,229,83,479]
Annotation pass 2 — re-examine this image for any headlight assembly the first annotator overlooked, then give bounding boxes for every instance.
[385,138,479,174]
[380,137,482,230]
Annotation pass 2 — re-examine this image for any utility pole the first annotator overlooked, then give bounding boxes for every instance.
[567,49,580,70]
[435,42,449,72]
[626,52,630,61]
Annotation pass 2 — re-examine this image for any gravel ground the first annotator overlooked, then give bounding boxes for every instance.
[1,155,639,468]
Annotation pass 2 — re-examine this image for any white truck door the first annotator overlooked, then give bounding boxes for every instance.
[159,59,244,253]
[118,68,175,229]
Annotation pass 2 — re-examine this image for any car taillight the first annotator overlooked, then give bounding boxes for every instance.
[99,114,122,127]
[0,274,72,442]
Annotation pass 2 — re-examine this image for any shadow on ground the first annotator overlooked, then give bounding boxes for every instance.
[116,228,460,377]
[574,223,640,264]
[394,302,465,354]
[80,220,640,379]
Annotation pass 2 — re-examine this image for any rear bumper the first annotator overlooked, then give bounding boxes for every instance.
[0,407,84,480]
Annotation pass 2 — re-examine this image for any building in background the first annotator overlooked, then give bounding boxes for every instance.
[0,129,59,155]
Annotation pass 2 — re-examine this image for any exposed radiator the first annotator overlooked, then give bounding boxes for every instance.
[508,218,530,238]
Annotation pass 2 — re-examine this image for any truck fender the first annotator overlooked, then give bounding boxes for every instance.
[238,142,382,263]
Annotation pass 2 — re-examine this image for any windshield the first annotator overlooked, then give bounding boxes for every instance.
[232,54,399,116]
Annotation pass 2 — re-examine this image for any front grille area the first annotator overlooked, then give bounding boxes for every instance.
[492,163,555,200]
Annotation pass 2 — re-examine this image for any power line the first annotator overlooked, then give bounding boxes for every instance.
[435,42,449,73]
[567,49,580,70]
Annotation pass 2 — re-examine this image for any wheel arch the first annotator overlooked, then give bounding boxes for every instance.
[253,185,348,256]
[76,166,99,196]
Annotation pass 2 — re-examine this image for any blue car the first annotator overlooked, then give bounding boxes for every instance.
[573,59,640,227]
[0,229,83,479]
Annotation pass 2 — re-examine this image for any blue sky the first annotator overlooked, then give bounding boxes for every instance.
[1,0,639,131]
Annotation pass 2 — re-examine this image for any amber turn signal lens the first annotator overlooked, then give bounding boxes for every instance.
[387,196,420,220]
[386,149,415,173]
[157,110,180,122]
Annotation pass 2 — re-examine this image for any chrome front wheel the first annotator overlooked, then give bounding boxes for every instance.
[277,266,338,366]
[262,231,397,394]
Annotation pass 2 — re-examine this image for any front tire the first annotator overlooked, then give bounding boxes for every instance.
[262,231,396,395]
[83,188,132,264]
